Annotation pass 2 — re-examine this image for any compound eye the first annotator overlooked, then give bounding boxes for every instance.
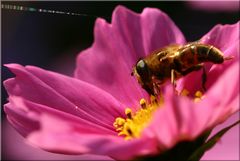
[136,59,150,81]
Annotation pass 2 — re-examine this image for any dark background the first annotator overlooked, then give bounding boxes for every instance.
[1,1,239,160]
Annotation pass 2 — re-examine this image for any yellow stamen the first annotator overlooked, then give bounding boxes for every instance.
[125,108,133,119]
[150,95,158,105]
[140,98,147,109]
[194,91,205,102]
[180,89,190,96]
[113,96,162,140]
[195,91,203,98]
[113,89,205,140]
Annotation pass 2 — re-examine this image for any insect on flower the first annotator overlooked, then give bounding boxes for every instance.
[132,42,233,95]
[2,3,239,161]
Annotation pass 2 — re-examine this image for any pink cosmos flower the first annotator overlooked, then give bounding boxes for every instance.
[3,6,239,160]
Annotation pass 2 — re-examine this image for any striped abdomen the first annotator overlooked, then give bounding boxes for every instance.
[176,43,224,69]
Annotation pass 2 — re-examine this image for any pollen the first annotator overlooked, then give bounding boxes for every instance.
[180,89,205,102]
[194,91,205,102]
[180,89,190,96]
[114,89,205,140]
[113,95,163,140]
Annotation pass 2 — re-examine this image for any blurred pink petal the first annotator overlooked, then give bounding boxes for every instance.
[4,102,40,137]
[188,1,240,12]
[2,119,112,160]
[201,112,239,160]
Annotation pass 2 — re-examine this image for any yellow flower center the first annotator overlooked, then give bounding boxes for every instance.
[113,90,204,140]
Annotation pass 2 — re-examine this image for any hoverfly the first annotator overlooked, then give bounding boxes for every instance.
[132,42,232,95]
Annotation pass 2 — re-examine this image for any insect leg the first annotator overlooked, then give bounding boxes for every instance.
[201,66,207,91]
[153,82,161,96]
[171,69,182,94]
[152,76,162,96]
[171,69,177,88]
[180,64,203,76]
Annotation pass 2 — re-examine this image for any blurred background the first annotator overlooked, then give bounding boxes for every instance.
[1,1,239,160]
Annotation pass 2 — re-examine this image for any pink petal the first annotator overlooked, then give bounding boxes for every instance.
[143,88,204,149]
[201,62,239,126]
[5,96,154,159]
[4,63,125,131]
[140,7,186,54]
[74,5,185,108]
[27,114,158,160]
[5,64,159,159]
[4,102,40,137]
[3,119,113,160]
[202,112,239,160]
[5,96,117,136]
[201,21,239,58]
[144,62,239,149]
[177,22,239,94]
[201,21,239,89]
